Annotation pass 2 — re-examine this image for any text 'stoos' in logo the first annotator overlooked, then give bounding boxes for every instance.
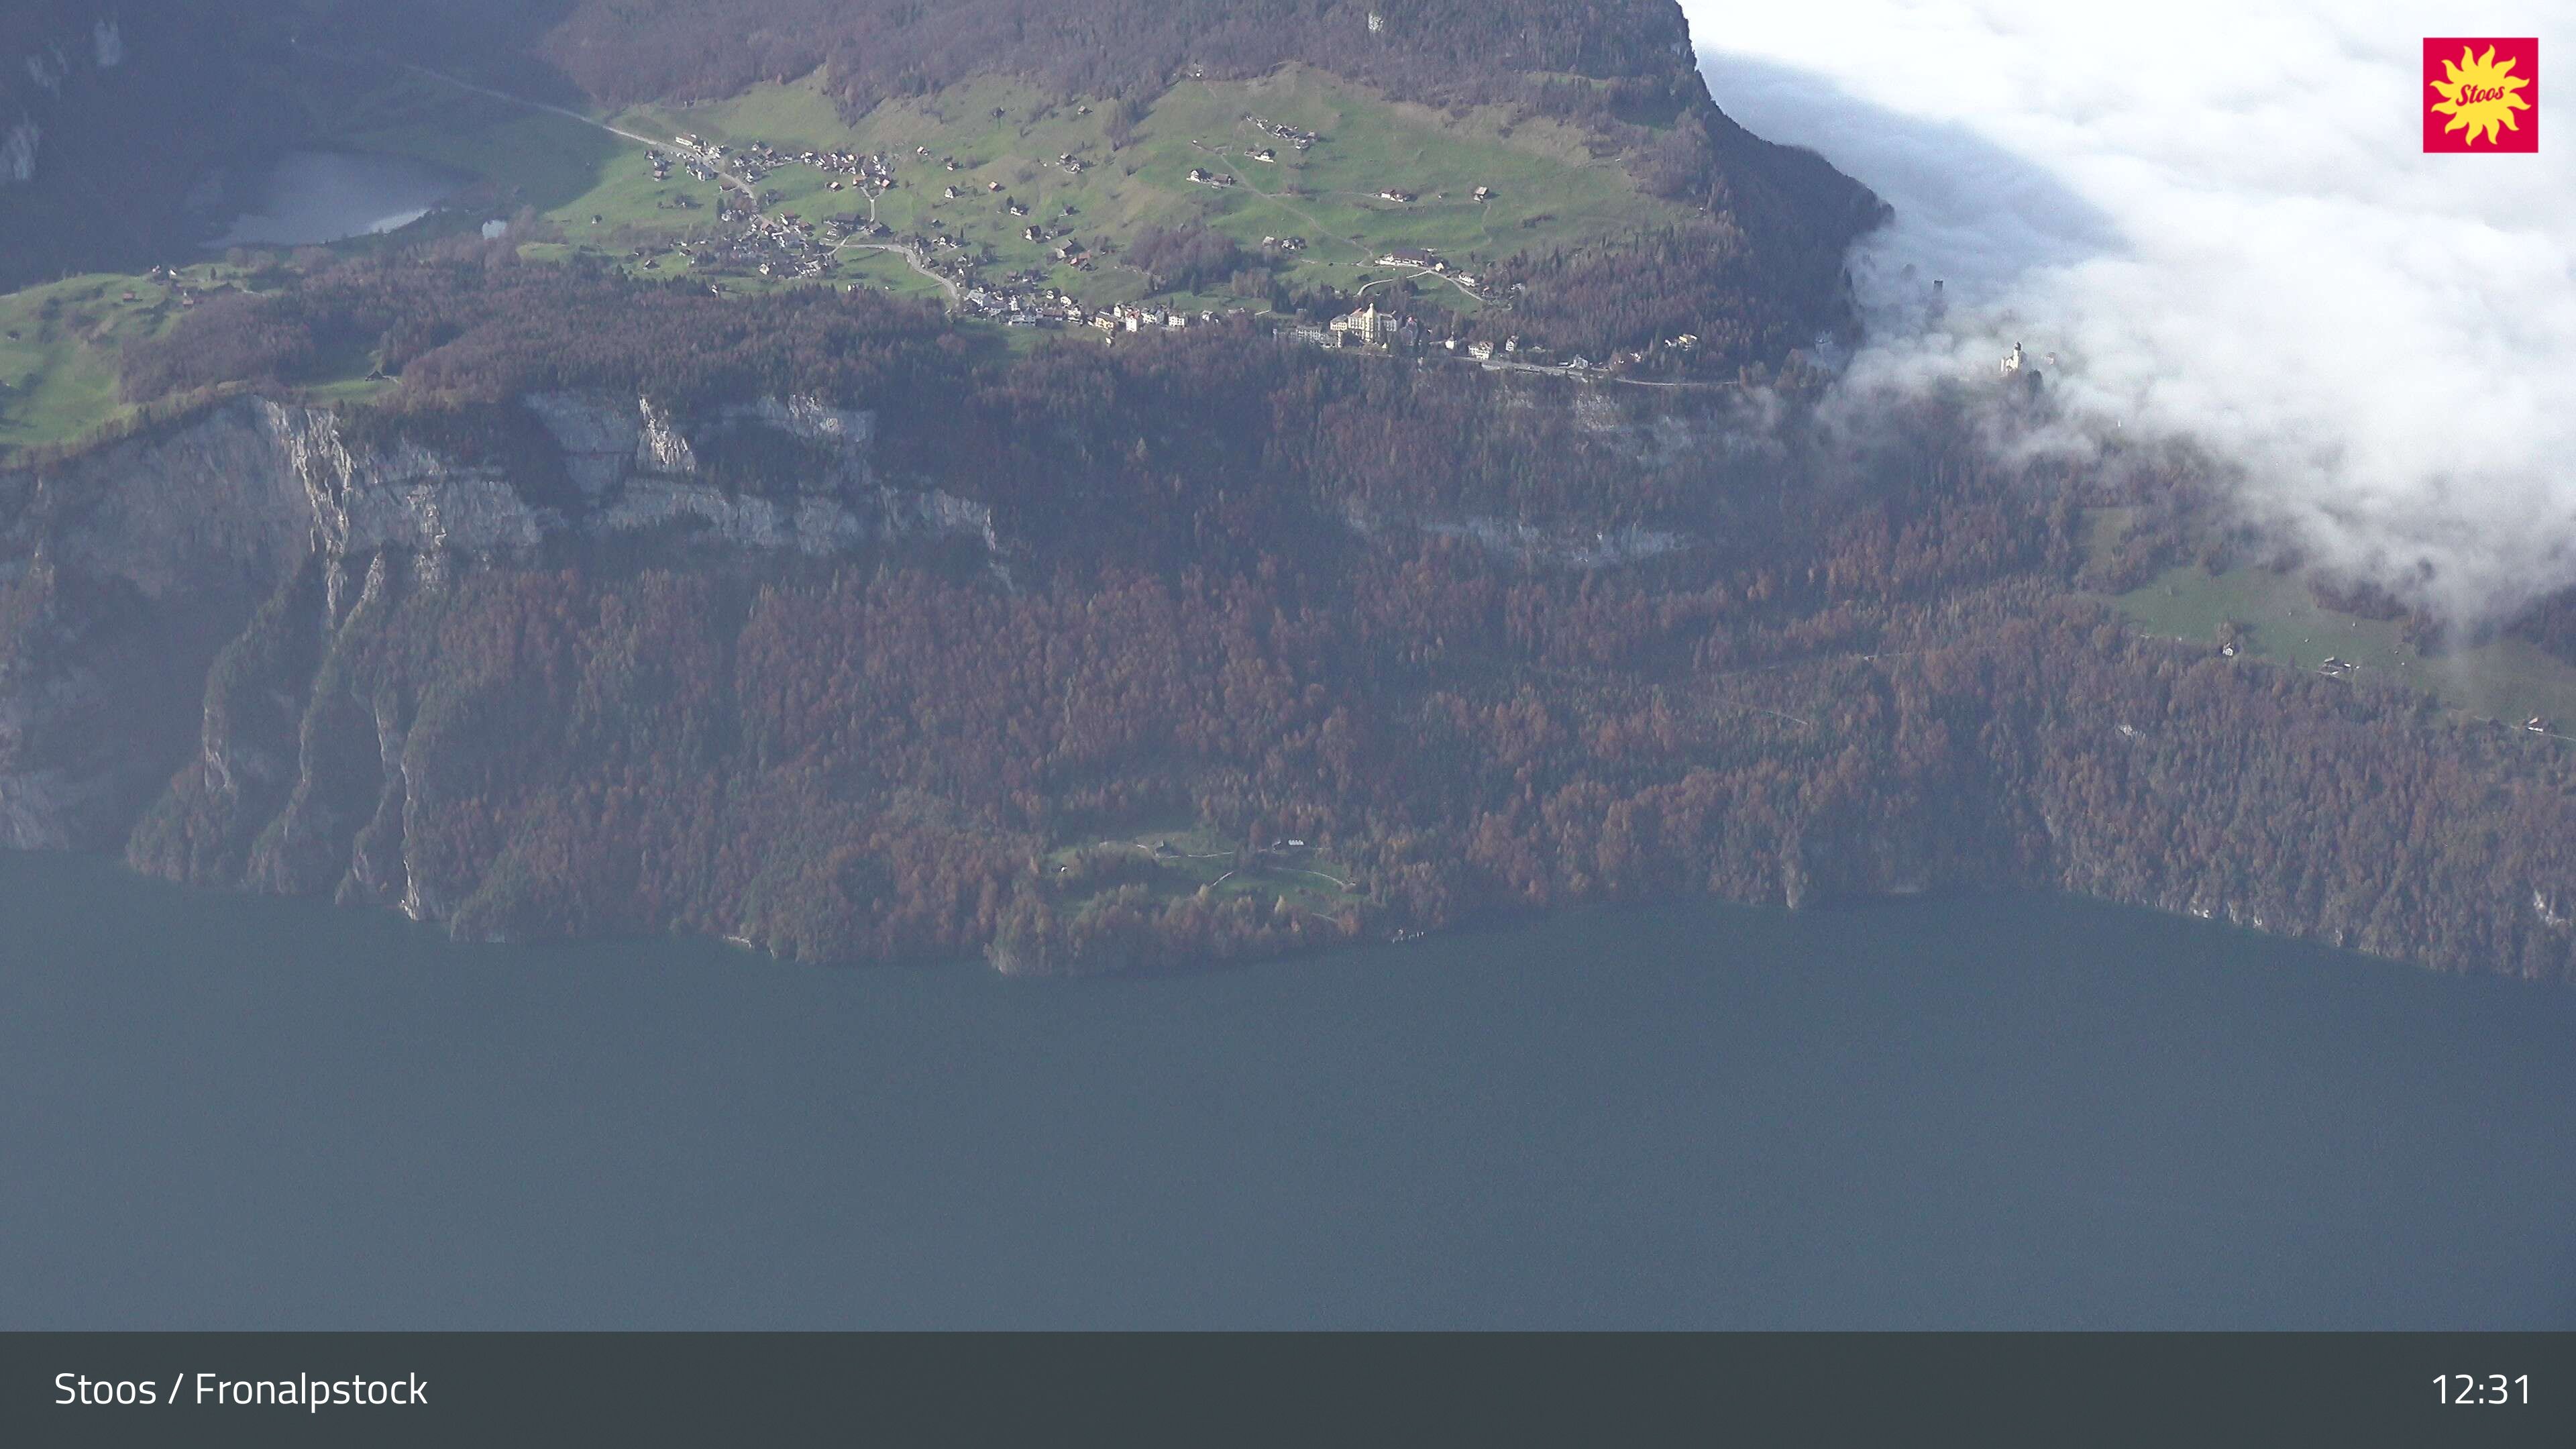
[2424,38,2537,152]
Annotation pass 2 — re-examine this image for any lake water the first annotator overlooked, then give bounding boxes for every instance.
[3,849,2571,1329]
[204,150,470,250]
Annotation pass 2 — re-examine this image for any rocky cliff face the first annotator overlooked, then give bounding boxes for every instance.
[11,382,2571,984]
[0,390,994,868]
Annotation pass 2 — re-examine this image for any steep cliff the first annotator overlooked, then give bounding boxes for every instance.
[0,390,992,867]
[5,374,2575,984]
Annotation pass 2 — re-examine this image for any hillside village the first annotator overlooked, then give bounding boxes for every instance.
[5,60,1792,459]
[311,55,1760,359]
[595,118,1708,378]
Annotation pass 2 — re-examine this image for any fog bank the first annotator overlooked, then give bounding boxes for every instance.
[1691,2,2574,617]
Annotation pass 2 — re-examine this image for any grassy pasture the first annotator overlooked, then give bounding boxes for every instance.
[2090,509,2576,732]
[1,54,1698,451]
[1046,822,1366,922]
[0,272,211,455]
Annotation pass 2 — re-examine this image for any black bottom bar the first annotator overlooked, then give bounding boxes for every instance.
[6,1332,2571,1448]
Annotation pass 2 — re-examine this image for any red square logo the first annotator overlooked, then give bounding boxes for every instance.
[2424,38,2538,151]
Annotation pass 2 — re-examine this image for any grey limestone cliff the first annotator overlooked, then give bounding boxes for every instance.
[0,390,995,863]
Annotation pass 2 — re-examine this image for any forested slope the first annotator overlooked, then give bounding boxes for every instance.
[6,265,2575,981]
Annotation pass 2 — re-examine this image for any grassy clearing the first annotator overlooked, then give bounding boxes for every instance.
[2090,510,2576,729]
[0,273,185,455]
[1046,822,1366,920]
[0,260,400,460]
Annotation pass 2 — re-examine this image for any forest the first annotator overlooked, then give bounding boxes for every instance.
[12,253,2560,985]
[9,3,2571,984]
[314,0,1709,115]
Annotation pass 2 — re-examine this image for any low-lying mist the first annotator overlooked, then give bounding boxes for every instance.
[1690,1,2574,621]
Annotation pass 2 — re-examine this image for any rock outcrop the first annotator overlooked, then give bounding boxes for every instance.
[0,390,994,863]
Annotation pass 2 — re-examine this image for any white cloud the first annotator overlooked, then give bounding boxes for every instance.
[1688,2,2576,616]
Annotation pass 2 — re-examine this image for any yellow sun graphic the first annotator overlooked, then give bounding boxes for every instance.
[2428,45,2532,146]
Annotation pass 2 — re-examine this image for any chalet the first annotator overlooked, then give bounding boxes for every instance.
[1472,185,1492,200]
[1187,168,1211,183]
[987,180,1002,191]
[1252,148,1277,162]
[944,186,960,199]
[2530,717,2551,734]
[1378,189,1414,203]
[1378,247,1437,268]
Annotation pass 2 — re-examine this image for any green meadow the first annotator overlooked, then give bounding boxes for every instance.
[0,272,219,455]
[307,57,1696,304]
[2091,509,2576,731]
[1,53,1701,455]
[1044,822,1366,924]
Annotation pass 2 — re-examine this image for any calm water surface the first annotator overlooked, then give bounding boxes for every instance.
[3,850,2571,1328]
[206,150,469,249]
